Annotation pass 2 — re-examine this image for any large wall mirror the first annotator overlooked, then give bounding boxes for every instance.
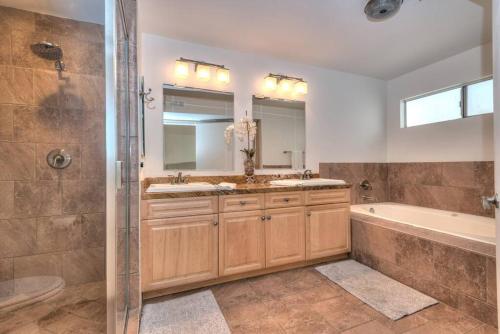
[252,96,305,170]
[163,86,234,171]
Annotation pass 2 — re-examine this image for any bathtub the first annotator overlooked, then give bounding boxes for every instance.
[351,202,496,245]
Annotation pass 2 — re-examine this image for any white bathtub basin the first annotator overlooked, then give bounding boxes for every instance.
[351,202,496,245]
[146,182,218,193]
[270,178,346,187]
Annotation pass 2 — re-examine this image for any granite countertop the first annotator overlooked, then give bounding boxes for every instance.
[141,182,352,200]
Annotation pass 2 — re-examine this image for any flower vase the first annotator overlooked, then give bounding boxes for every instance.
[244,157,255,183]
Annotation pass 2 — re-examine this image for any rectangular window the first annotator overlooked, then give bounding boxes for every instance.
[403,78,492,128]
[465,79,493,117]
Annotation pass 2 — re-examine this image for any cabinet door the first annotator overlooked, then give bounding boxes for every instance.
[219,210,266,276]
[141,214,218,292]
[306,204,350,260]
[265,207,306,267]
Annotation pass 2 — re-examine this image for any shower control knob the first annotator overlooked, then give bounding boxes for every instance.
[481,194,499,210]
[47,149,72,169]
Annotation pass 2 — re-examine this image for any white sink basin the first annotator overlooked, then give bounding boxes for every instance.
[146,182,218,193]
[270,178,346,187]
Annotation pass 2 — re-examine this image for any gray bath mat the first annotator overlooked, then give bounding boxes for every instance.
[140,290,231,334]
[316,260,438,320]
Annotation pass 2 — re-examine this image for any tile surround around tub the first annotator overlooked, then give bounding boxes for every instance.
[0,5,105,289]
[351,218,497,327]
[320,161,495,217]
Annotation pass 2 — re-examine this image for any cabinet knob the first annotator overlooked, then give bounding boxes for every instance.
[284,198,290,202]
[306,212,311,217]
[266,215,272,220]
[240,201,247,205]
[261,216,266,221]
[213,220,218,226]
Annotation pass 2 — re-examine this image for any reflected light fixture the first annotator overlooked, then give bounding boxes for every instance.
[294,81,308,95]
[264,76,278,91]
[196,64,211,81]
[217,68,230,83]
[174,60,189,78]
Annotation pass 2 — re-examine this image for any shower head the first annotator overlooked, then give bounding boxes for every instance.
[31,42,65,71]
[364,0,403,21]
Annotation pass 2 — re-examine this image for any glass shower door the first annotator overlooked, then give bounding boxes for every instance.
[106,0,133,333]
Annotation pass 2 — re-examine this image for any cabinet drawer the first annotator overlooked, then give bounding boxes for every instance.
[141,196,218,219]
[305,189,350,205]
[219,194,265,212]
[265,192,305,209]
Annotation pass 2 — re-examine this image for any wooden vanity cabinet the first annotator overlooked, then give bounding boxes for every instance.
[141,188,351,295]
[141,214,219,292]
[306,203,350,260]
[219,210,266,276]
[265,207,306,267]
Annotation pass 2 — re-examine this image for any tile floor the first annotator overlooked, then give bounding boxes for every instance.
[0,281,106,334]
[209,266,497,334]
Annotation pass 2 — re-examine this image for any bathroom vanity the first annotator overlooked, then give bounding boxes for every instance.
[140,181,351,297]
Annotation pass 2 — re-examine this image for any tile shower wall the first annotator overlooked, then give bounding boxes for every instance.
[320,162,495,217]
[0,6,105,291]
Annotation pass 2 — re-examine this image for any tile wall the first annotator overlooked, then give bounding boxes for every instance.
[320,162,495,217]
[0,6,105,294]
[351,218,497,327]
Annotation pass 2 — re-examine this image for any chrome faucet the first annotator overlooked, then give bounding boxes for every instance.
[300,169,313,180]
[169,172,190,184]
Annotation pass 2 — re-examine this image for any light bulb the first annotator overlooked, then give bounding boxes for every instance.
[294,81,308,95]
[196,64,211,81]
[264,76,277,91]
[216,68,230,84]
[174,60,189,79]
[279,79,293,93]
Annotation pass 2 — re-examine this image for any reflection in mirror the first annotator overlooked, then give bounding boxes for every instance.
[163,86,234,171]
[252,96,305,170]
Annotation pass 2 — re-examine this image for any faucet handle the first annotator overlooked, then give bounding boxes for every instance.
[482,194,499,210]
[181,174,191,184]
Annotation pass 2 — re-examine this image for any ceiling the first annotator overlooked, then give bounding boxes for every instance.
[0,0,104,24]
[139,0,492,80]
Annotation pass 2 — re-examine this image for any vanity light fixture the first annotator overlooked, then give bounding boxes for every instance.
[174,60,189,79]
[264,76,278,90]
[294,81,308,95]
[196,64,211,81]
[174,58,230,84]
[263,73,308,96]
[216,68,230,83]
[278,79,293,93]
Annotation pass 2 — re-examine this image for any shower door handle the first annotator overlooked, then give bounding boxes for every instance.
[116,161,123,190]
[481,194,499,210]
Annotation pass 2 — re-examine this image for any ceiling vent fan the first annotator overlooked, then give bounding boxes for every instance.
[364,0,404,21]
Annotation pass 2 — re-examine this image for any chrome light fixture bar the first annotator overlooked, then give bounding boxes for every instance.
[264,73,308,95]
[174,57,230,84]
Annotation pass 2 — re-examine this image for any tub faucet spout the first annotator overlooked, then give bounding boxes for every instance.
[361,195,377,202]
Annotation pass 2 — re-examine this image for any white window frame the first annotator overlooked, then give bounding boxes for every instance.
[403,76,493,128]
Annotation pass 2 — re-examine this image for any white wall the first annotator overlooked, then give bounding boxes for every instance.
[387,44,494,162]
[140,34,387,177]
